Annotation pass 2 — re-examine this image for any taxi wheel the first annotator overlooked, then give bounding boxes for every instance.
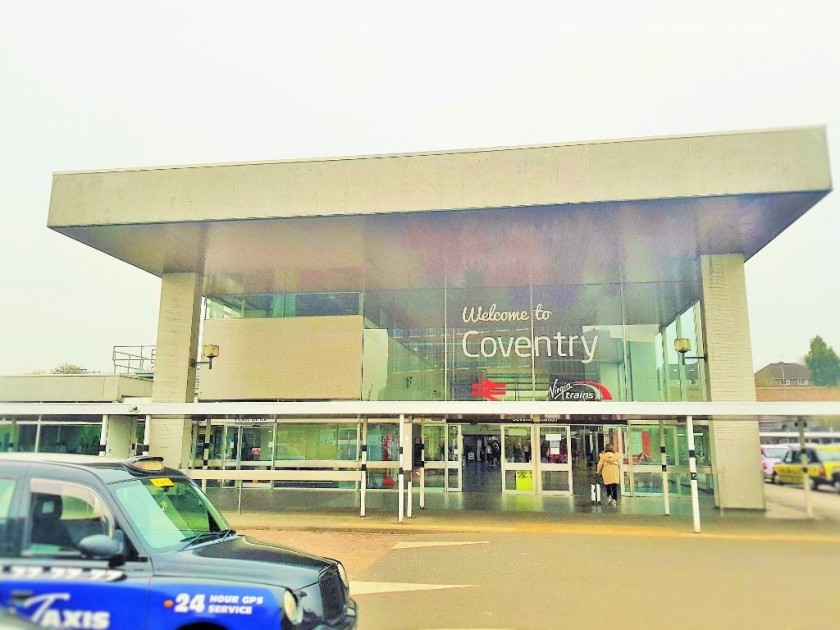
[810,478,820,491]
[772,472,782,485]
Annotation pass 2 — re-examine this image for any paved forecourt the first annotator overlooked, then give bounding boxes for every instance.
[237,525,840,630]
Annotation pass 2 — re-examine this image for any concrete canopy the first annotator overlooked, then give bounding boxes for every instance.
[48,127,831,300]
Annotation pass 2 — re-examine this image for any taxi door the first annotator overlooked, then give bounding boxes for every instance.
[1,475,153,629]
[775,448,799,483]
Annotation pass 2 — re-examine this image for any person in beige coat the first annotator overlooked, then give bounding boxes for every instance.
[596,444,621,506]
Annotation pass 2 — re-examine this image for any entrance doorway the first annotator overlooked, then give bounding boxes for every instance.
[569,425,626,498]
[458,423,575,495]
[462,424,502,493]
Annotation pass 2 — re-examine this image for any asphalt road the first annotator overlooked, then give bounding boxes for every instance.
[764,481,840,522]
[243,523,840,630]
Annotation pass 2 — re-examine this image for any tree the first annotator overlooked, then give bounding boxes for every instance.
[804,336,840,387]
[50,363,88,375]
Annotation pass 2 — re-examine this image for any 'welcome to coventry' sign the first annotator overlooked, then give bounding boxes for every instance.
[460,303,599,363]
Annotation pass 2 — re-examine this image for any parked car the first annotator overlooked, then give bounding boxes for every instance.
[0,453,357,629]
[760,444,792,482]
[771,445,840,492]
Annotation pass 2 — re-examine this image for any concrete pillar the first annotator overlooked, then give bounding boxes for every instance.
[150,272,202,468]
[700,254,763,509]
[105,415,134,459]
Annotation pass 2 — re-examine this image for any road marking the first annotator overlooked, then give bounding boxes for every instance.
[350,581,475,595]
[393,541,490,549]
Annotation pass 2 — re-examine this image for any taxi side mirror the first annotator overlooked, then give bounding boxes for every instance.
[79,532,124,565]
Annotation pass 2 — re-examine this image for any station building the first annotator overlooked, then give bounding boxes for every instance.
[3,127,834,510]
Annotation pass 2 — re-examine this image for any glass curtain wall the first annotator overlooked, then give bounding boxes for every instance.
[203,280,705,403]
[201,206,708,403]
[361,284,705,402]
[0,417,102,454]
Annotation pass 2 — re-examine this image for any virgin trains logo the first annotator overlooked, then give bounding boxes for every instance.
[548,378,612,401]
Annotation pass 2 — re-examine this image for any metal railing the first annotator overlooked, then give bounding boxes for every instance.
[112,345,156,377]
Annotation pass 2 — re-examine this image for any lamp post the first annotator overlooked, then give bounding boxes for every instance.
[674,338,705,533]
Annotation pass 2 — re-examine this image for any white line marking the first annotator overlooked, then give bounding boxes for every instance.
[392,540,490,549]
[350,581,475,595]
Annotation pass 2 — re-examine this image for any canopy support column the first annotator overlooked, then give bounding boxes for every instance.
[659,419,670,516]
[687,415,701,533]
[398,414,405,524]
[360,418,368,518]
[797,417,813,519]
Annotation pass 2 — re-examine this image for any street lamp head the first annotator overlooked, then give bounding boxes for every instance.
[674,338,692,355]
[190,344,221,370]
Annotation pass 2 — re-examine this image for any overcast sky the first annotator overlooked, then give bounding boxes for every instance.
[1,1,838,375]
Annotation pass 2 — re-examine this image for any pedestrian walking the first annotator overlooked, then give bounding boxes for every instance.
[596,444,621,506]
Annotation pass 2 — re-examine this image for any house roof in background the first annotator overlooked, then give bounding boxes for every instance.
[755,362,811,381]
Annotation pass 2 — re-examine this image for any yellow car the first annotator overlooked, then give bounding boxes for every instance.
[772,445,840,492]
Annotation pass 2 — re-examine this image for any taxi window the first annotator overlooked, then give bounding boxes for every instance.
[763,447,788,459]
[112,477,229,552]
[0,478,16,554]
[0,478,14,518]
[26,478,115,556]
[818,449,840,462]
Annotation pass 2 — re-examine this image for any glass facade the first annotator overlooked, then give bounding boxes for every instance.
[206,292,361,319]
[193,421,359,467]
[623,422,713,496]
[202,283,705,403]
[0,416,103,455]
[199,205,708,404]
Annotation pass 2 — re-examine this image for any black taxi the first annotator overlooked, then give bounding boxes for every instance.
[0,453,357,629]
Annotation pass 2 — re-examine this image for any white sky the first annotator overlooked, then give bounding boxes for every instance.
[1,1,838,375]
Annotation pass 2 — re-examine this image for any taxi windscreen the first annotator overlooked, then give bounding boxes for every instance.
[112,477,232,552]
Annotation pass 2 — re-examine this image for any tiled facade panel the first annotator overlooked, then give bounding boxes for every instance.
[701,254,763,509]
[150,272,202,466]
[198,316,363,401]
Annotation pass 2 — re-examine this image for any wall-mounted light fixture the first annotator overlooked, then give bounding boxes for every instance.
[674,338,707,360]
[190,344,220,370]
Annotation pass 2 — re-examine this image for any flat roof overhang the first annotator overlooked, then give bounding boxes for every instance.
[47,127,832,293]
[3,400,840,423]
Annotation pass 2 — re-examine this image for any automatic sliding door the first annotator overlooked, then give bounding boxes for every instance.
[501,425,535,492]
[422,422,462,492]
[537,425,572,495]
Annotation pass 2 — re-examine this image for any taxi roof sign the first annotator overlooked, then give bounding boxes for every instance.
[123,456,166,474]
